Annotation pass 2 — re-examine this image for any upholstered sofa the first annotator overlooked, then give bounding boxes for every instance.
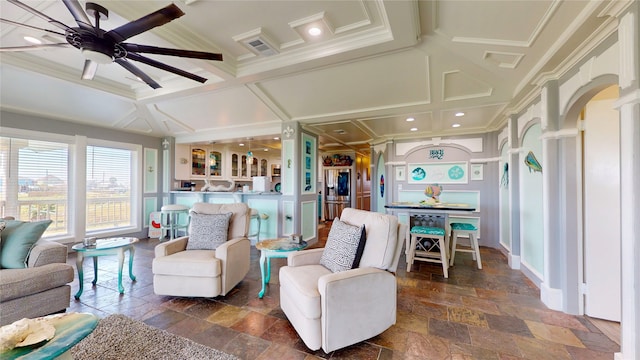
[0,239,74,325]
[152,202,251,298]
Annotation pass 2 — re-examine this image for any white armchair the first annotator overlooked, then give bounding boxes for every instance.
[152,202,251,298]
[279,208,407,353]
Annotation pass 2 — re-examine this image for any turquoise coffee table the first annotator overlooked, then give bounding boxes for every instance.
[1,312,98,359]
[256,238,307,298]
[72,237,138,298]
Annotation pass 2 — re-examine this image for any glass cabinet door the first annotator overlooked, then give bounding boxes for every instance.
[209,150,222,177]
[231,153,239,177]
[191,147,206,176]
[241,155,248,178]
[251,157,259,177]
[260,159,268,176]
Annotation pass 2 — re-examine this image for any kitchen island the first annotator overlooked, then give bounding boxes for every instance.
[169,191,283,241]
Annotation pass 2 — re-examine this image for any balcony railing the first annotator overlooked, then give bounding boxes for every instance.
[9,196,131,235]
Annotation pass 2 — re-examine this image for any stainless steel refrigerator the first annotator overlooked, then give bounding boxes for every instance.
[324,168,351,219]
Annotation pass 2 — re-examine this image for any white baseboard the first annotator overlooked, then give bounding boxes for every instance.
[509,254,520,269]
[541,282,563,311]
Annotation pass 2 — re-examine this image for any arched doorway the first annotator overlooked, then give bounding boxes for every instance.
[580,85,621,322]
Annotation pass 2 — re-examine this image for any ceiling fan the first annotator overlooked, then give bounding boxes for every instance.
[0,0,223,89]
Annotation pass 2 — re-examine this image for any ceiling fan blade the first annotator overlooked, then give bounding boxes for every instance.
[7,0,72,32]
[122,43,223,61]
[61,0,93,31]
[126,52,207,83]
[0,18,66,37]
[81,60,98,80]
[105,4,184,43]
[0,43,69,52]
[115,58,161,89]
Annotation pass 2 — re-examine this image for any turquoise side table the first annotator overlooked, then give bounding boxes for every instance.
[256,238,307,298]
[72,237,138,298]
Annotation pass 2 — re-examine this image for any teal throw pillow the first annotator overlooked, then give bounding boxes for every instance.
[0,220,52,269]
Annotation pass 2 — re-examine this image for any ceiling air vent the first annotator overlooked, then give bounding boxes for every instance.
[233,28,280,57]
[247,39,278,56]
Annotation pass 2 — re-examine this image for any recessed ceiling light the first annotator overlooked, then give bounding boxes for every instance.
[406,117,415,122]
[264,148,269,151]
[455,112,465,117]
[239,143,245,146]
[273,137,279,140]
[308,27,322,36]
[24,36,42,44]
[452,123,461,128]
[410,127,418,131]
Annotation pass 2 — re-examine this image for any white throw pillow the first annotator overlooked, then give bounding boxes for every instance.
[186,212,232,250]
[320,217,366,273]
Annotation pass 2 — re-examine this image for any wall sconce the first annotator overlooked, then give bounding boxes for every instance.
[180,158,188,164]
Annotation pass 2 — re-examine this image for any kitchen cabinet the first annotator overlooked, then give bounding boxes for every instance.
[175,145,223,180]
[178,146,280,181]
[191,147,207,177]
[191,147,222,178]
[208,150,222,177]
[230,152,272,179]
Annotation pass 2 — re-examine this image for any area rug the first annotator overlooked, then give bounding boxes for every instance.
[70,314,239,360]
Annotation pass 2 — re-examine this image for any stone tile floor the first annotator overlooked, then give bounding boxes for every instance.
[66,226,619,359]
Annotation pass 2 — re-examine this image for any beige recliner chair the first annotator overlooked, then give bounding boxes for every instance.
[279,208,407,353]
[152,202,251,298]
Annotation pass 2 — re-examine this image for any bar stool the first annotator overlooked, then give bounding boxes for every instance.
[248,208,261,242]
[449,223,482,269]
[160,204,190,241]
[407,226,448,278]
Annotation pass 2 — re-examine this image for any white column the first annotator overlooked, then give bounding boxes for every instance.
[615,4,640,360]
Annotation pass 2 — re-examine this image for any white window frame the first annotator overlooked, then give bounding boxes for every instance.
[0,128,74,241]
[0,128,143,242]
[84,138,143,238]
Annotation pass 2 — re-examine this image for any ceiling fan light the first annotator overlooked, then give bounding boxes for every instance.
[80,37,115,64]
[81,49,113,64]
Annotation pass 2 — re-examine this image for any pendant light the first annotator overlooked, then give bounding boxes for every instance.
[246,138,254,165]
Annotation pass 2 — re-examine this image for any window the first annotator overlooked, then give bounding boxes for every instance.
[86,145,136,232]
[0,137,70,237]
[0,130,142,241]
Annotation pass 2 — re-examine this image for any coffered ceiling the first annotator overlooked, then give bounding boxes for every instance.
[0,0,623,153]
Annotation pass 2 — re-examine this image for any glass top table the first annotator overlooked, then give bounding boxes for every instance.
[256,238,307,298]
[71,237,138,298]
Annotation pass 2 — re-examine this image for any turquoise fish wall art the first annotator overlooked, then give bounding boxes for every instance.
[501,163,509,187]
[524,151,542,173]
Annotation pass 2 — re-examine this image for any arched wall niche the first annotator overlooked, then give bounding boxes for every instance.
[518,118,542,146]
[498,138,508,152]
[519,121,545,278]
[561,74,619,129]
